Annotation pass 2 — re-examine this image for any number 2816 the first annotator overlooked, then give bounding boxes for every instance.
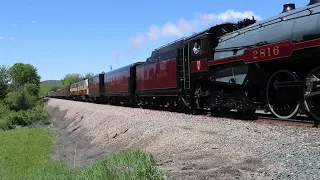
[253,46,280,60]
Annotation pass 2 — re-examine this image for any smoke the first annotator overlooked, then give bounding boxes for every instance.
[129,9,262,48]
[114,50,120,63]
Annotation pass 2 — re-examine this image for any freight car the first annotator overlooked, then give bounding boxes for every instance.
[60,85,70,99]
[48,0,320,122]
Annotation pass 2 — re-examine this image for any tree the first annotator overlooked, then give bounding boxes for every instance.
[9,63,41,94]
[84,72,94,79]
[61,73,83,86]
[24,83,40,97]
[0,65,10,99]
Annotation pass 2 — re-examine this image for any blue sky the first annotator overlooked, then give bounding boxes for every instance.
[0,0,308,81]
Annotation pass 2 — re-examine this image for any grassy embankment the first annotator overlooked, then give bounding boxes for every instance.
[0,128,166,180]
[0,80,167,179]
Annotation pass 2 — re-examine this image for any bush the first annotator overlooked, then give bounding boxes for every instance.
[24,83,40,97]
[0,97,50,128]
[5,91,37,111]
[0,103,15,130]
[11,105,50,126]
[0,102,10,116]
[0,116,15,130]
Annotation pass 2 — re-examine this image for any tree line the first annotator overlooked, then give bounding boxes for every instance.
[61,72,94,86]
[40,72,95,96]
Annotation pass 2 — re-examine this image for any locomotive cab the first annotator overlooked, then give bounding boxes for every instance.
[205,22,241,61]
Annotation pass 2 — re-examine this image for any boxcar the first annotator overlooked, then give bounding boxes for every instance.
[104,62,143,105]
[51,91,56,98]
[55,88,62,98]
[88,73,105,103]
[61,85,70,99]
[47,91,54,97]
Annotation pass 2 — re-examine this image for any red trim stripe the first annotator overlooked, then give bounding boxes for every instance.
[208,38,320,66]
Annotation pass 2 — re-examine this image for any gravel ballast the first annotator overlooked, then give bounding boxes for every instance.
[45,98,320,180]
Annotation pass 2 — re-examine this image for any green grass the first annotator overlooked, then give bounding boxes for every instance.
[0,128,167,180]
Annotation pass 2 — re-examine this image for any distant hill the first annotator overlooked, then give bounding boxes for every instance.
[40,80,62,87]
[39,80,62,97]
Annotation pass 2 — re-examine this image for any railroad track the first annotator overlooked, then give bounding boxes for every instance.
[256,114,318,128]
[207,110,319,128]
[134,104,319,128]
[47,98,319,128]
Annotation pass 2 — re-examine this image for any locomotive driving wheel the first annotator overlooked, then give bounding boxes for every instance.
[303,66,320,122]
[266,70,301,119]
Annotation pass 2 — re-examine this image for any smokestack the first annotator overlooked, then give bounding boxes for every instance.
[308,0,320,5]
[281,3,295,13]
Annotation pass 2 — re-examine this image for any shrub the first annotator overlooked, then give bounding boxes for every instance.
[5,91,37,111]
[11,105,50,126]
[0,102,10,116]
[0,116,15,130]
[0,103,15,130]
[24,83,40,97]
[1,92,51,129]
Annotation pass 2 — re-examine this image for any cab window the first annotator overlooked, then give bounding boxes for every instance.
[191,39,202,56]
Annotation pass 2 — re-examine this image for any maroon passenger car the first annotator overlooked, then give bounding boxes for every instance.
[88,73,105,103]
[104,62,143,105]
[135,39,185,106]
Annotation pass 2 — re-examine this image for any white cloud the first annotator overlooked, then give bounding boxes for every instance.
[129,9,261,48]
[32,20,37,23]
[129,35,146,48]
[11,24,17,27]
[146,25,161,41]
[9,37,15,40]
[0,37,3,40]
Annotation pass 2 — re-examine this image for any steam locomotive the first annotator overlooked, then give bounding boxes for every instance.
[48,0,320,122]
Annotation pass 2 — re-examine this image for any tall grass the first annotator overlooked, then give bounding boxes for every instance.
[0,128,167,180]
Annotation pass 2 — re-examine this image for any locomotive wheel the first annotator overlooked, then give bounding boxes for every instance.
[303,66,320,122]
[266,70,300,119]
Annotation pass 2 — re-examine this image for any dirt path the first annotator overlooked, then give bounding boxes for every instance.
[45,98,320,180]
